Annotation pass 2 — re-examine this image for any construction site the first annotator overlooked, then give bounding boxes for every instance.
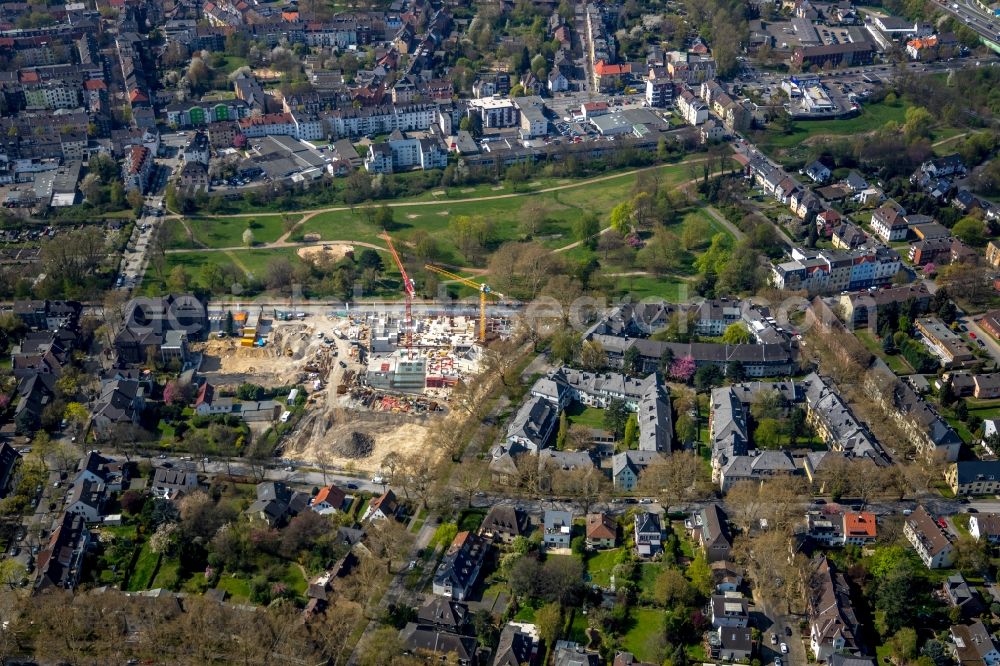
[189,234,515,471]
[191,299,507,472]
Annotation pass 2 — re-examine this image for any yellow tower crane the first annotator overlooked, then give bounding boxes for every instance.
[424,264,500,342]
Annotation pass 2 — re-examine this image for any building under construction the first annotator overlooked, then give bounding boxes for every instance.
[365,356,428,393]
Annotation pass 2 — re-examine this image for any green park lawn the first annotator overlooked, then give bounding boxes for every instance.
[754,99,909,153]
[854,329,914,375]
[147,157,734,301]
[165,214,298,250]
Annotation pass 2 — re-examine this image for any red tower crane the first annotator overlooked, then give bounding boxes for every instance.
[379,231,415,358]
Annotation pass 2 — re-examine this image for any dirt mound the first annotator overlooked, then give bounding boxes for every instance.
[297,243,354,265]
[333,431,375,458]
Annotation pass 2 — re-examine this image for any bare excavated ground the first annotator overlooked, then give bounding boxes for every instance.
[282,406,439,473]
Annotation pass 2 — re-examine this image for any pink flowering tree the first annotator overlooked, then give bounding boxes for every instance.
[669,356,696,383]
[922,262,936,276]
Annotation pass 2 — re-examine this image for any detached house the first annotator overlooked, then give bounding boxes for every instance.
[150,468,198,501]
[586,513,617,549]
[871,205,909,243]
[479,505,529,544]
[543,509,573,549]
[193,383,234,416]
[711,593,749,629]
[634,512,662,557]
[362,489,399,523]
[91,379,146,435]
[432,531,488,601]
[310,485,347,515]
[969,513,1000,544]
[951,621,1000,666]
[691,504,733,562]
[65,478,106,523]
[944,573,985,619]
[803,160,832,183]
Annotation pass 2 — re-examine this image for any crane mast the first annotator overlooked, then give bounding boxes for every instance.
[424,263,500,342]
[380,231,416,358]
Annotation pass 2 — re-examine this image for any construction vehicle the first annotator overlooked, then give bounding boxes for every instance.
[379,231,416,358]
[424,264,501,342]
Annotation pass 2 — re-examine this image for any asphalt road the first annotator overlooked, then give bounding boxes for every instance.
[962,315,1000,366]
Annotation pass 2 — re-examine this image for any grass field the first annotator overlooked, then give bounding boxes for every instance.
[166,214,298,250]
[216,574,252,601]
[855,329,914,375]
[621,608,663,663]
[151,558,180,589]
[565,403,607,430]
[586,548,621,588]
[754,99,908,153]
[126,544,160,591]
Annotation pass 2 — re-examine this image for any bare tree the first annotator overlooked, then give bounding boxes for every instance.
[638,451,709,509]
[724,480,769,535]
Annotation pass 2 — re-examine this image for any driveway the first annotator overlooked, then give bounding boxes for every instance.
[752,589,809,666]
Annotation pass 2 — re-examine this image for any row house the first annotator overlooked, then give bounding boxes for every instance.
[22,79,79,110]
[322,103,440,139]
[803,373,888,464]
[35,512,90,591]
[121,145,152,193]
[700,81,752,132]
[805,510,878,546]
[238,112,324,141]
[363,131,448,173]
[946,461,1000,496]
[668,51,717,84]
[865,373,962,462]
[772,246,901,294]
[837,283,931,327]
[165,99,250,127]
[677,87,708,125]
[303,19,365,48]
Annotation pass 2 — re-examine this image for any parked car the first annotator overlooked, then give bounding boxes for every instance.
[780,643,788,654]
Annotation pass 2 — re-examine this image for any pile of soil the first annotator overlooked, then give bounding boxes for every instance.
[333,431,375,458]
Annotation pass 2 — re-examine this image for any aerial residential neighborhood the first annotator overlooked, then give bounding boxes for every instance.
[4,0,1000,662]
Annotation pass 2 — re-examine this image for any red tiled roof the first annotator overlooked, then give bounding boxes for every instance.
[127,145,149,174]
[312,485,346,508]
[844,511,877,538]
[594,60,631,76]
[84,79,107,91]
[238,112,293,128]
